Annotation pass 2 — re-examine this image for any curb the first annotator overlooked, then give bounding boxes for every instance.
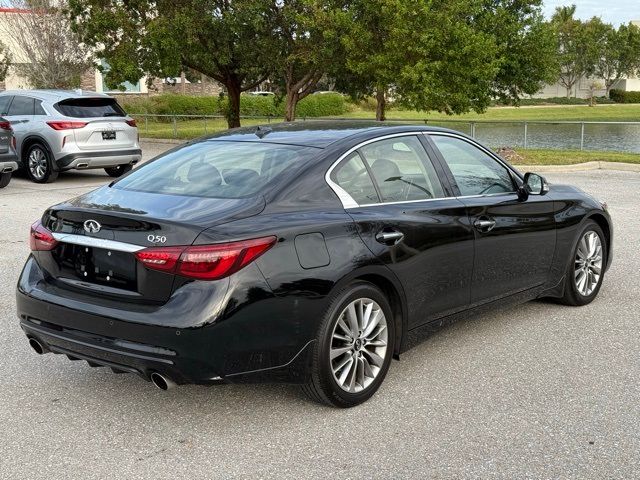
[511,161,640,173]
[140,138,187,145]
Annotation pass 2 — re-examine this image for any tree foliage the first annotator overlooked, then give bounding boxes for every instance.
[336,0,557,120]
[592,21,640,95]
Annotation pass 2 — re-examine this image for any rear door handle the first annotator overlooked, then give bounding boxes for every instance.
[473,218,496,232]
[375,229,405,246]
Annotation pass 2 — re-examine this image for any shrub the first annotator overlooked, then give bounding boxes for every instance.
[610,89,640,103]
[117,92,348,118]
[295,93,347,117]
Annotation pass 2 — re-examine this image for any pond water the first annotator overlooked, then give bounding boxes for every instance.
[428,121,640,153]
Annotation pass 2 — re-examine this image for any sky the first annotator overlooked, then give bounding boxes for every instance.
[542,0,639,26]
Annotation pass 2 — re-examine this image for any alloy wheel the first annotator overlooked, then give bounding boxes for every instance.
[330,297,388,393]
[28,148,48,180]
[574,231,603,296]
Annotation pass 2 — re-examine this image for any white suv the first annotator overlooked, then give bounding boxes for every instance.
[0,90,141,183]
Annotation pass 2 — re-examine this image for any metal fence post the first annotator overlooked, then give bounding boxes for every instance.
[524,122,528,149]
[580,122,585,150]
[470,122,476,139]
[204,117,207,135]
[172,116,177,139]
[145,115,148,134]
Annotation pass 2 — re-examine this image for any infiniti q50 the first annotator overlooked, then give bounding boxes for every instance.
[17,123,612,407]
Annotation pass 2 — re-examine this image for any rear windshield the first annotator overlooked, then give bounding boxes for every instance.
[54,98,126,118]
[113,141,317,198]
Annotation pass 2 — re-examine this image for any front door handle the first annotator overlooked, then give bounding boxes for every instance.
[375,229,405,246]
[473,218,496,232]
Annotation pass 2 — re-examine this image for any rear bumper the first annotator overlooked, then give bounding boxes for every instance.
[56,149,142,171]
[16,256,315,386]
[0,159,18,173]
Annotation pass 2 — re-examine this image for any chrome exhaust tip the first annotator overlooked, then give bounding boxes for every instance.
[150,372,176,391]
[76,163,89,169]
[28,337,48,355]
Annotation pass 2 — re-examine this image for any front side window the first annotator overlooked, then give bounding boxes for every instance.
[431,135,515,196]
[7,96,34,116]
[114,141,316,198]
[332,152,379,205]
[359,136,444,202]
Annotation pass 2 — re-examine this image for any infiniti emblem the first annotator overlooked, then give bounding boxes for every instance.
[83,219,101,234]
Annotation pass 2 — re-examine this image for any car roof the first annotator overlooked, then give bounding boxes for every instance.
[202,121,458,148]
[0,89,112,102]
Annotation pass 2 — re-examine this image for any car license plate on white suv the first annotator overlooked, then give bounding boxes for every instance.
[102,131,116,140]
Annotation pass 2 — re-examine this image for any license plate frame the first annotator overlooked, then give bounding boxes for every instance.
[102,130,116,140]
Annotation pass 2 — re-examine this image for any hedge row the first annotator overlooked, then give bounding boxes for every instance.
[609,89,640,103]
[117,93,348,118]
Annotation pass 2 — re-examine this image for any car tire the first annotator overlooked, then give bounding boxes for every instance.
[302,281,395,408]
[560,220,606,306]
[0,171,11,188]
[104,164,133,178]
[25,143,58,184]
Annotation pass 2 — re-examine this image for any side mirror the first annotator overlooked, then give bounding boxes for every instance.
[520,172,549,199]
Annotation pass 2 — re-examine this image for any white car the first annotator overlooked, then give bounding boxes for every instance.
[0,90,141,183]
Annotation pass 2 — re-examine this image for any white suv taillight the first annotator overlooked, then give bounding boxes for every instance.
[46,121,87,130]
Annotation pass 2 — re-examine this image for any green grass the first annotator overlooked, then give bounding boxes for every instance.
[340,103,640,122]
[509,149,640,165]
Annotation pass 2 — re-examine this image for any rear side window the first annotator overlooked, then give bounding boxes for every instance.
[358,136,445,202]
[114,141,316,199]
[332,152,379,205]
[0,96,11,115]
[8,96,34,116]
[54,98,126,118]
[34,100,47,115]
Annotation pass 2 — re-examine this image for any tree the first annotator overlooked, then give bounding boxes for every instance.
[474,1,559,104]
[593,22,640,96]
[271,0,345,121]
[551,5,599,98]
[0,0,92,89]
[0,41,10,83]
[69,0,281,128]
[337,0,555,120]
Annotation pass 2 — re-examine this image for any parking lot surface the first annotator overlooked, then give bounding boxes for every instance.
[1,143,638,479]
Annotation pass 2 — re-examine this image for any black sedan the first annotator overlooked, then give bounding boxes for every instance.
[17,122,612,407]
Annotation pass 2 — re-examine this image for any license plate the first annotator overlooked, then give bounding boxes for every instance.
[102,130,116,140]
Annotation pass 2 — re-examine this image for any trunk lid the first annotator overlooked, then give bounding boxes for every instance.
[38,185,265,303]
[72,118,137,151]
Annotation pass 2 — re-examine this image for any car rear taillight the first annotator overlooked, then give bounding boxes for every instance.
[0,121,12,131]
[30,221,58,251]
[46,121,88,130]
[126,119,137,127]
[135,236,276,281]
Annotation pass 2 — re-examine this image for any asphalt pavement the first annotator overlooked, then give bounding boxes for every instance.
[0,142,638,479]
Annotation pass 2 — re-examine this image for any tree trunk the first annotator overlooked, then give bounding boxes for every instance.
[180,71,186,94]
[225,80,242,129]
[566,86,571,99]
[284,90,299,122]
[376,86,386,121]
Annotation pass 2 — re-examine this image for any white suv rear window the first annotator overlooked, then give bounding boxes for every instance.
[54,98,126,118]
